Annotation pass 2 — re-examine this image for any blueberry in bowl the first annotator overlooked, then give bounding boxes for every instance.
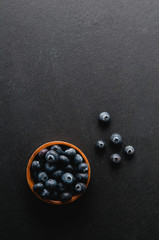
[26,141,91,205]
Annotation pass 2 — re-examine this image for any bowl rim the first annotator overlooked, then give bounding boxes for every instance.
[26,141,91,205]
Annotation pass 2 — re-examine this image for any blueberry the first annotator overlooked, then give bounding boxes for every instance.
[110,133,122,145]
[45,163,56,173]
[64,148,76,157]
[57,182,65,193]
[45,179,57,190]
[51,145,63,155]
[33,182,44,193]
[63,164,74,173]
[31,160,41,170]
[38,172,49,183]
[96,140,106,150]
[99,112,110,123]
[77,163,89,173]
[41,189,50,198]
[31,171,39,182]
[45,150,59,163]
[38,148,48,158]
[52,170,63,180]
[75,183,86,194]
[45,152,56,163]
[50,191,59,200]
[59,155,70,166]
[60,192,72,202]
[76,173,88,183]
[38,157,45,167]
[110,153,121,165]
[61,173,74,185]
[74,154,83,165]
[124,145,135,155]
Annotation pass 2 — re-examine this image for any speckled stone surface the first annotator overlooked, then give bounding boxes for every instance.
[0,0,159,239]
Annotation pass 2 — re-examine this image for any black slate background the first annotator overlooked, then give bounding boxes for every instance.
[0,0,159,239]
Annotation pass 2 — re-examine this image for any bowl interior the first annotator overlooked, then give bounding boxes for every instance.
[26,141,91,205]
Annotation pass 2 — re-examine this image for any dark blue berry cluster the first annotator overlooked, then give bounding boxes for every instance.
[31,145,88,202]
[96,112,135,165]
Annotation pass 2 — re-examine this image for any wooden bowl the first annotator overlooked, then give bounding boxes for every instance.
[26,141,91,205]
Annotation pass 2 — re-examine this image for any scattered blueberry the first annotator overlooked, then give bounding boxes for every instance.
[64,148,76,157]
[41,189,50,198]
[38,148,48,158]
[78,163,89,173]
[75,183,86,194]
[76,173,88,183]
[124,145,135,155]
[63,164,74,173]
[110,133,122,145]
[51,145,63,155]
[110,153,121,165]
[31,160,41,170]
[52,170,63,180]
[96,140,106,150]
[38,172,49,183]
[74,154,83,165]
[57,182,65,193]
[61,172,74,185]
[33,182,44,193]
[60,192,72,202]
[45,179,57,190]
[59,155,70,166]
[45,162,56,173]
[99,112,110,123]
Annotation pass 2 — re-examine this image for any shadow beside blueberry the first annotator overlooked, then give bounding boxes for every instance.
[98,120,110,129]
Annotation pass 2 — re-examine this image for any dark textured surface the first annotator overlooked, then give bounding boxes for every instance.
[0,0,159,239]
